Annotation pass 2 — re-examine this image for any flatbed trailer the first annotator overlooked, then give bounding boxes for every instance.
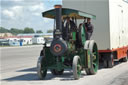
[63,0,128,68]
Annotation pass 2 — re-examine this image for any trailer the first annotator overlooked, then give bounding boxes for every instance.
[63,0,128,68]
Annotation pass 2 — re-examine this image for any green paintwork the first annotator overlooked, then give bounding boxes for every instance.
[72,32,76,40]
[87,50,91,68]
[81,24,86,45]
[77,63,81,77]
[92,43,99,72]
[67,42,75,52]
[43,8,96,19]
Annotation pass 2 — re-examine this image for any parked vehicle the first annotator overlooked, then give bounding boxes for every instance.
[0,39,10,46]
[32,35,45,44]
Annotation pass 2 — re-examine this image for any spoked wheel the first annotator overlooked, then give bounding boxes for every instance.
[51,69,64,75]
[37,50,47,80]
[85,40,99,75]
[73,56,82,80]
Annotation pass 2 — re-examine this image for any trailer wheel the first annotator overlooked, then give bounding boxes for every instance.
[107,53,114,68]
[122,57,127,62]
[37,56,47,80]
[127,51,128,58]
[73,56,81,80]
[127,51,128,57]
[103,60,108,68]
[51,69,64,75]
[85,40,99,75]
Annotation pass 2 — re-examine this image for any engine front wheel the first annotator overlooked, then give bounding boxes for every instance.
[73,56,82,80]
[37,56,47,80]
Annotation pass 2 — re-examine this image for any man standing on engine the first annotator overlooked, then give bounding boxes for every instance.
[85,18,94,40]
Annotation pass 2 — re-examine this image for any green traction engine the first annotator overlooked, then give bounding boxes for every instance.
[37,5,99,80]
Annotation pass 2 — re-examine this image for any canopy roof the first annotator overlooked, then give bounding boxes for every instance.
[42,8,96,19]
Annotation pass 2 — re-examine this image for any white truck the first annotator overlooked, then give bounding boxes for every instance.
[63,0,128,67]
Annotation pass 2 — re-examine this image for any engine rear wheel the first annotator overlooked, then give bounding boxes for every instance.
[85,40,99,75]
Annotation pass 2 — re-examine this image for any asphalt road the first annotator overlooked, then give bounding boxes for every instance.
[0,46,128,85]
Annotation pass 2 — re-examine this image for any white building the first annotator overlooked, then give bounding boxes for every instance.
[5,36,20,46]
[20,36,32,45]
[4,36,33,46]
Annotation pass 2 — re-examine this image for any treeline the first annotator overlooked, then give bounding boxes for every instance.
[0,27,43,35]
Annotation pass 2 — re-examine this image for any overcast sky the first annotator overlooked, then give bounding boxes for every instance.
[0,0,62,33]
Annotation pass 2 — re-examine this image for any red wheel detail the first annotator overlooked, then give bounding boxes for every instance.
[54,44,62,53]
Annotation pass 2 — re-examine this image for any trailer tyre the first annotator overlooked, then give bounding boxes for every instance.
[103,60,108,68]
[73,55,81,80]
[108,54,114,68]
[122,51,128,62]
[122,57,127,62]
[127,51,128,58]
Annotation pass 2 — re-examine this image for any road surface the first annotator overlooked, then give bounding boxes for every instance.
[0,46,128,85]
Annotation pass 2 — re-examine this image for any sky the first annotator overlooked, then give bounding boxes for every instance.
[0,0,128,33]
[0,0,62,33]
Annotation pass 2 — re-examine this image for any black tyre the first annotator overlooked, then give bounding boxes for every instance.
[122,57,127,62]
[103,60,108,68]
[104,53,114,68]
[37,56,47,80]
[120,50,128,62]
[107,53,114,68]
[73,56,81,80]
[127,51,128,57]
[51,69,64,75]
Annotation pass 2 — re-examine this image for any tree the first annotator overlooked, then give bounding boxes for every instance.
[47,29,53,33]
[36,30,43,33]
[23,27,35,33]
[0,27,9,33]
[10,28,24,35]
